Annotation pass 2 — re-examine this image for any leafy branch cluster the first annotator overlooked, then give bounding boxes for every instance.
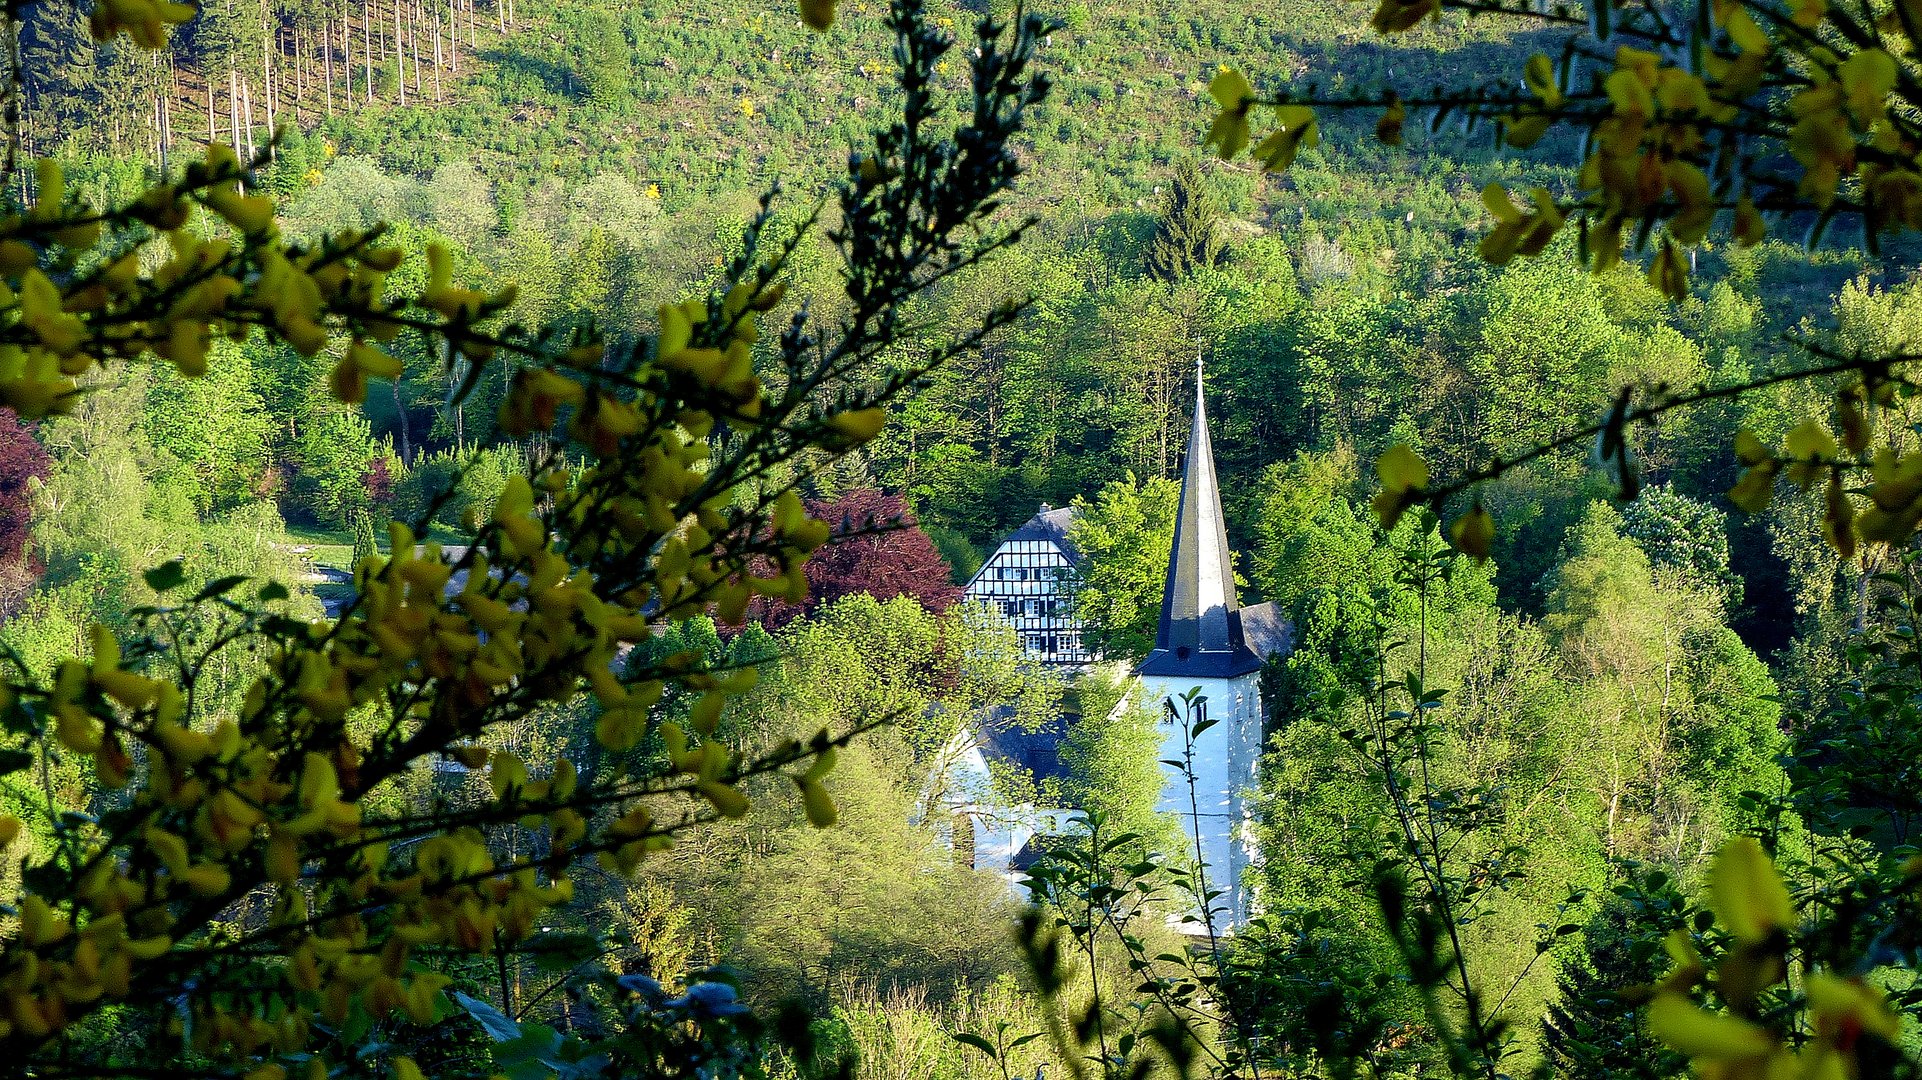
[0,0,1053,1075]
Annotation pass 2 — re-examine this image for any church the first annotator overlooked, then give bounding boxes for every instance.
[935,364,1290,929]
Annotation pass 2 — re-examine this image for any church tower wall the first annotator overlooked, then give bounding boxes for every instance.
[1137,672,1262,929]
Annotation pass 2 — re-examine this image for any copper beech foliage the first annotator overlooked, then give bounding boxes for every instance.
[1207,0,1922,567]
[0,0,1049,1073]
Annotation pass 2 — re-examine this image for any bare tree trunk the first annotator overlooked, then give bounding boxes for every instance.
[293,26,304,122]
[208,67,217,144]
[228,67,241,150]
[432,6,443,99]
[242,79,257,160]
[448,0,459,72]
[323,18,334,115]
[412,0,423,96]
[161,57,174,170]
[394,0,405,105]
[342,11,353,106]
[262,32,276,152]
[363,5,372,104]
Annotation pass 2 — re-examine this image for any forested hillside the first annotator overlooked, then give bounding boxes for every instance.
[9,0,1922,1074]
[24,0,1892,611]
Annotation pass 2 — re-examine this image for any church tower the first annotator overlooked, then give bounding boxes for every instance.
[1134,360,1283,930]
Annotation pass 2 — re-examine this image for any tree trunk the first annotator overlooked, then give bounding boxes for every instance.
[343,12,353,106]
[324,18,334,115]
[432,6,443,99]
[208,67,217,144]
[394,0,405,106]
[363,6,372,104]
[412,0,423,97]
[452,356,466,448]
[448,0,459,72]
[262,33,276,153]
[242,78,257,160]
[392,380,412,466]
[161,57,174,170]
[228,66,241,151]
[293,26,304,122]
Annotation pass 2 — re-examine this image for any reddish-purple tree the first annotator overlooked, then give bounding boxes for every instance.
[742,488,960,629]
[363,456,395,507]
[0,408,50,567]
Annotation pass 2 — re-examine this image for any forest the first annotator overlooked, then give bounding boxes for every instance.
[1,0,1920,1074]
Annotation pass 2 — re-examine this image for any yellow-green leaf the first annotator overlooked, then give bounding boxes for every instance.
[1707,835,1795,945]
[1784,420,1838,461]
[1376,443,1428,494]
[1450,505,1494,560]
[1646,992,1774,1060]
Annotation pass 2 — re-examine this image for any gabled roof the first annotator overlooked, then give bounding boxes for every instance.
[1240,601,1292,663]
[1137,363,1266,680]
[974,705,1072,787]
[999,504,1081,565]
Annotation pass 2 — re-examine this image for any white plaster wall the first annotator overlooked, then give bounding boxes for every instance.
[1136,673,1263,930]
[926,731,1075,891]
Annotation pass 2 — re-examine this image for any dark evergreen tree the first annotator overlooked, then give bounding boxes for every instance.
[349,507,379,568]
[1539,871,1691,1080]
[1144,157,1226,282]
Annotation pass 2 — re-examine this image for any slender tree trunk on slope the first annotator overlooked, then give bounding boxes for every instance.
[262,34,276,153]
[161,59,174,170]
[413,0,424,96]
[393,381,412,466]
[324,18,334,115]
[393,0,405,106]
[241,78,256,160]
[228,67,241,151]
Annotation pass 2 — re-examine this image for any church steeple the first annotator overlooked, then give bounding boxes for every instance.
[1137,358,1262,679]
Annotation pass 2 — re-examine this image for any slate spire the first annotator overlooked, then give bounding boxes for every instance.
[1137,356,1263,679]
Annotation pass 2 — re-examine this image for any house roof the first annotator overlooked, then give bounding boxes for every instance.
[1137,362,1267,680]
[1239,600,1292,662]
[1002,505,1081,565]
[974,705,1073,787]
